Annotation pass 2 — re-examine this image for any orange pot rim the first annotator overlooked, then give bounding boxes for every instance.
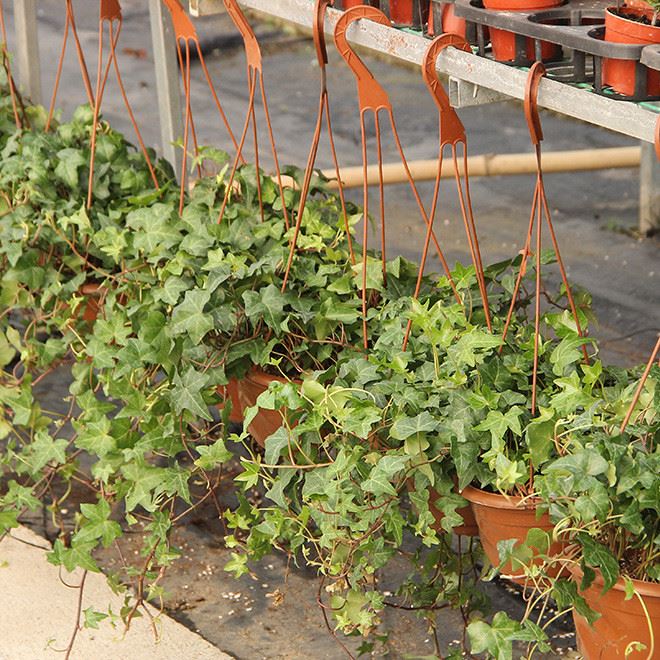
[570,563,660,599]
[483,0,563,12]
[605,6,660,39]
[461,484,544,511]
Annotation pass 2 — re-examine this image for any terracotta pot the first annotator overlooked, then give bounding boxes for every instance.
[408,480,479,535]
[217,379,243,424]
[482,0,562,62]
[237,368,298,447]
[572,569,660,659]
[429,487,479,536]
[462,485,564,583]
[602,6,660,97]
[78,282,104,323]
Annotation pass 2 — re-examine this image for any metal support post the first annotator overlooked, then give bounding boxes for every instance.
[13,0,41,104]
[639,141,660,236]
[149,0,184,171]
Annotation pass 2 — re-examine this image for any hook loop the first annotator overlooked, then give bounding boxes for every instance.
[524,61,545,146]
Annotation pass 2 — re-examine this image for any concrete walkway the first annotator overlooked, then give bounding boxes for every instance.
[0,526,229,660]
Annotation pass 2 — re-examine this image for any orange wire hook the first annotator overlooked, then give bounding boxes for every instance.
[404,33,492,350]
[334,6,459,349]
[501,62,589,414]
[87,0,160,209]
[281,0,355,293]
[619,335,660,435]
[46,0,94,132]
[162,0,242,215]
[216,0,290,229]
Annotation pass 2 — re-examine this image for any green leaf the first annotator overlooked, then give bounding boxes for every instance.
[83,608,109,630]
[170,289,214,344]
[242,284,286,330]
[578,533,620,592]
[171,367,212,421]
[390,411,439,440]
[195,439,233,470]
[362,454,408,497]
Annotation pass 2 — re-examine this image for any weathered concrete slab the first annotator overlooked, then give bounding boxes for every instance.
[0,526,230,660]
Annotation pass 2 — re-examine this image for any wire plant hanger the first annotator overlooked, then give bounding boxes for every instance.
[281,0,356,293]
[46,0,94,131]
[216,0,290,229]
[86,0,160,208]
[334,6,460,349]
[404,33,493,350]
[162,0,242,214]
[502,62,589,414]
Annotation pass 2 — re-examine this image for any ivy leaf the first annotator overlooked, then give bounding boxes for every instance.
[83,608,109,630]
[171,367,212,421]
[362,454,408,497]
[578,533,620,592]
[74,499,122,547]
[54,148,86,187]
[242,284,286,330]
[170,289,214,344]
[475,407,524,443]
[390,411,439,440]
[48,539,100,573]
[195,439,233,470]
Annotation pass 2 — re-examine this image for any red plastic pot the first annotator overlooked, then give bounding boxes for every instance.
[440,2,467,37]
[571,568,660,659]
[462,485,565,584]
[482,0,562,62]
[384,0,429,26]
[602,6,660,97]
[217,379,243,424]
[78,282,105,323]
[429,487,479,536]
[338,0,380,8]
[237,368,299,447]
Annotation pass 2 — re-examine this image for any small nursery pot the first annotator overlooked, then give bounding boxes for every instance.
[571,568,660,659]
[381,0,430,28]
[602,6,660,97]
[462,485,564,583]
[237,368,298,447]
[482,0,562,63]
[217,379,243,424]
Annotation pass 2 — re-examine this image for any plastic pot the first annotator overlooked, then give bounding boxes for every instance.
[217,379,243,424]
[462,485,564,583]
[381,0,430,27]
[237,368,298,447]
[77,282,104,322]
[571,568,660,659]
[429,487,479,536]
[602,6,660,97]
[482,0,562,63]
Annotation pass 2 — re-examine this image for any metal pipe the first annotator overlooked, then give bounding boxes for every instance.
[321,146,641,189]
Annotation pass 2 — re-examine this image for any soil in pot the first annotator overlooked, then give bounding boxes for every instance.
[571,569,660,659]
[237,368,299,447]
[602,6,660,97]
[462,485,565,584]
[482,0,562,63]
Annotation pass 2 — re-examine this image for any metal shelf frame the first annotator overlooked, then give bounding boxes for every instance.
[6,0,658,230]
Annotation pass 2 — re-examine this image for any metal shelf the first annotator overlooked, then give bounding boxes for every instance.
[189,0,658,143]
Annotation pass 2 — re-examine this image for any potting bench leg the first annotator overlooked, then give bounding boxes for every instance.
[639,141,660,236]
[12,0,41,104]
[149,0,184,172]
